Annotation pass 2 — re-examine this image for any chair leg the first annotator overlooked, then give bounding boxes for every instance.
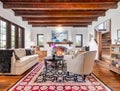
[74,75,78,82]
[83,75,87,82]
[67,72,70,76]
[89,73,92,76]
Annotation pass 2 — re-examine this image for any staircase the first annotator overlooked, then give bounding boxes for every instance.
[101,32,111,64]
[102,32,111,55]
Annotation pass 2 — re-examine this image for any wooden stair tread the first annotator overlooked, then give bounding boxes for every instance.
[102,46,110,48]
[102,31,111,55]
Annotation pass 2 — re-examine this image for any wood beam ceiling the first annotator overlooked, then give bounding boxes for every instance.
[0,1,119,27]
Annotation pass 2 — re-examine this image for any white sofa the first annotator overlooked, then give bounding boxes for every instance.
[10,48,39,75]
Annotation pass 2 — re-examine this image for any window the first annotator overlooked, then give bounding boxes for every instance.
[11,24,15,48]
[37,34,44,47]
[0,20,7,49]
[75,34,83,47]
[0,16,25,49]
[95,19,111,31]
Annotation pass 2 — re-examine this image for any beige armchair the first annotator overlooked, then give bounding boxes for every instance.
[65,51,96,81]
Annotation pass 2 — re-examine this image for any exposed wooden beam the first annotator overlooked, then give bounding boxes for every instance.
[28,22,91,25]
[27,20,93,23]
[1,0,120,2]
[14,10,105,16]
[3,2,117,10]
[20,14,100,17]
[32,24,88,27]
[22,17,97,21]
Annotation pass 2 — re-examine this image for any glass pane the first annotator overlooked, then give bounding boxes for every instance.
[37,34,44,46]
[11,25,15,48]
[11,42,15,48]
[76,34,82,47]
[1,21,6,28]
[11,31,15,36]
[11,36,15,41]
[2,35,6,41]
[2,41,6,48]
[2,28,6,34]
[11,25,15,30]
[0,20,7,49]
[2,21,6,27]
[0,41,2,47]
[3,28,6,34]
[18,28,22,48]
[0,34,1,40]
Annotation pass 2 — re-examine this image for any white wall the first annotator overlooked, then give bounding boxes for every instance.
[31,27,88,55]
[0,1,32,48]
[87,2,120,44]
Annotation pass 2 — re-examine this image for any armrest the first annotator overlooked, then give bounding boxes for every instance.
[11,52,17,64]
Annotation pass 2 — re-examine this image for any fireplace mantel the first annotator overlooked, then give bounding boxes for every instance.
[47,41,73,47]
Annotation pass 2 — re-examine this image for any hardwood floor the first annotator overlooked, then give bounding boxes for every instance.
[93,61,120,91]
[0,61,120,91]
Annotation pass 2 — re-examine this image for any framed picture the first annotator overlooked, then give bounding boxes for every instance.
[75,34,83,47]
[51,30,68,42]
[117,29,120,41]
[37,34,44,47]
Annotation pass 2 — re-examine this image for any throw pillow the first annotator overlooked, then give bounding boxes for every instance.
[14,51,20,60]
[26,49,32,55]
[31,48,35,55]
[14,48,26,58]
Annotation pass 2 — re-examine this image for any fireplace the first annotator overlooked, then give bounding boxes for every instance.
[52,46,67,56]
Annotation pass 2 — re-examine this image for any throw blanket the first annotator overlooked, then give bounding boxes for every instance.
[0,49,32,73]
[0,50,13,73]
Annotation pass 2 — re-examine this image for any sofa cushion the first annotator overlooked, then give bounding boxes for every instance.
[14,48,26,58]
[15,54,38,67]
[67,49,74,55]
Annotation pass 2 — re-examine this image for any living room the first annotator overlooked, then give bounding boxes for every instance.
[0,1,120,91]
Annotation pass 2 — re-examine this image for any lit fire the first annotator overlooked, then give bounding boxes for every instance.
[55,47,64,56]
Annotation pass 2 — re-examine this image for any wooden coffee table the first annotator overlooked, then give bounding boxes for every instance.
[44,56,64,72]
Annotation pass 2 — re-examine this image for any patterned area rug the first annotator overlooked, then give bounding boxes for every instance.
[8,62,112,91]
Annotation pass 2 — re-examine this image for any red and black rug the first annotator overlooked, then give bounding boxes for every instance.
[8,62,111,91]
